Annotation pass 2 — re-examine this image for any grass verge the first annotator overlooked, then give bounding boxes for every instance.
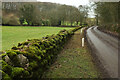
[42,29,101,78]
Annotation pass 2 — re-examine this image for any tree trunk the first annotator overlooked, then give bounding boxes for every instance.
[76,21,78,26]
[71,22,72,26]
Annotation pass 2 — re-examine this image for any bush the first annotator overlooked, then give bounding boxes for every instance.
[1,27,82,79]
[2,13,20,26]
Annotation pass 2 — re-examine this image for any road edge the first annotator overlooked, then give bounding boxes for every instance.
[84,27,110,78]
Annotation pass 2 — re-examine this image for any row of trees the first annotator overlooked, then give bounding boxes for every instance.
[0,12,1,25]
[2,2,89,26]
[94,2,119,32]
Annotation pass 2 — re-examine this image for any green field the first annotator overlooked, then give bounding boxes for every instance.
[2,26,72,50]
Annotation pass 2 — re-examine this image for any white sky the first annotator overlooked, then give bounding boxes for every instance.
[37,0,90,7]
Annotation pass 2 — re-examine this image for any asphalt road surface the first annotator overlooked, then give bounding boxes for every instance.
[86,26,118,78]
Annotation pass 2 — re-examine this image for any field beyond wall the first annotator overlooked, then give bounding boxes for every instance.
[2,26,72,50]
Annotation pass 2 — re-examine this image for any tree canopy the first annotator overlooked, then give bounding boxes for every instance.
[2,2,90,26]
[93,2,119,32]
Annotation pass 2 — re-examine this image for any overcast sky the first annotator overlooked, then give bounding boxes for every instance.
[37,0,90,7]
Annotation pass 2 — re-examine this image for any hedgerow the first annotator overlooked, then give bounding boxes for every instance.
[1,27,82,79]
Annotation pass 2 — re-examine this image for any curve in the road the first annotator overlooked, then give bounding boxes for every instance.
[86,26,118,78]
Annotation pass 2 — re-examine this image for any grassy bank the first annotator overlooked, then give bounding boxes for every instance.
[2,26,72,50]
[42,29,101,78]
